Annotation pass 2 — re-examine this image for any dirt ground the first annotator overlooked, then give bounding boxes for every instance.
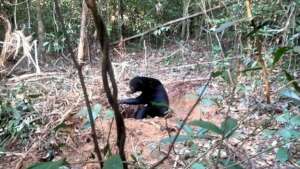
[1,41,296,169]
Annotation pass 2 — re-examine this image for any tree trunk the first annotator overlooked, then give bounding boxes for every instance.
[119,0,125,37]
[181,0,191,40]
[78,0,88,65]
[0,13,12,67]
[36,0,45,60]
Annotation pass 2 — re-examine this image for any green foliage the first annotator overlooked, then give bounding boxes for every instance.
[0,86,38,148]
[26,159,68,169]
[272,47,291,66]
[276,147,289,163]
[280,89,300,101]
[201,98,218,107]
[262,110,300,165]
[160,135,192,144]
[220,159,243,169]
[284,71,300,93]
[274,111,300,139]
[123,0,182,36]
[161,121,207,144]
[190,120,223,135]
[77,103,103,129]
[290,115,300,126]
[103,155,123,169]
[44,33,66,53]
[83,104,102,129]
[104,109,115,120]
[190,117,238,138]
[276,112,292,123]
[180,122,194,136]
[221,117,238,138]
[211,71,224,78]
[191,162,206,169]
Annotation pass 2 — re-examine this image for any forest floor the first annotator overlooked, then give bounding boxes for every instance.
[1,41,298,169]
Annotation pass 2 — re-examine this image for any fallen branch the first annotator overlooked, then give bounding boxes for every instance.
[7,72,65,83]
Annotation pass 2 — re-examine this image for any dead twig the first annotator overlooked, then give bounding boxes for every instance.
[54,97,81,128]
[15,142,39,169]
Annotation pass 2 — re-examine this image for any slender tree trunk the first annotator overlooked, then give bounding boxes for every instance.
[78,0,88,65]
[255,36,271,104]
[117,0,125,57]
[14,0,18,29]
[36,0,45,60]
[0,13,12,66]
[26,0,31,29]
[119,0,124,37]
[181,0,191,40]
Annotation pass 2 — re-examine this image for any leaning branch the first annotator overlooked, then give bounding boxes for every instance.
[112,1,237,45]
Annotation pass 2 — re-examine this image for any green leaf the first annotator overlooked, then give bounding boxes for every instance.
[276,147,289,163]
[289,130,300,138]
[177,122,193,136]
[196,128,208,138]
[280,89,300,101]
[241,67,262,73]
[284,70,300,93]
[92,104,102,120]
[221,117,238,138]
[81,104,102,129]
[291,115,300,126]
[273,47,291,66]
[201,98,216,106]
[278,128,293,139]
[191,162,206,169]
[160,135,191,144]
[211,70,224,78]
[190,120,223,135]
[262,129,276,138]
[104,109,115,120]
[82,121,92,129]
[26,159,68,169]
[276,113,292,123]
[103,155,123,169]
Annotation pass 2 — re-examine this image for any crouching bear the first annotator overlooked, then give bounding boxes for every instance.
[119,76,169,119]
